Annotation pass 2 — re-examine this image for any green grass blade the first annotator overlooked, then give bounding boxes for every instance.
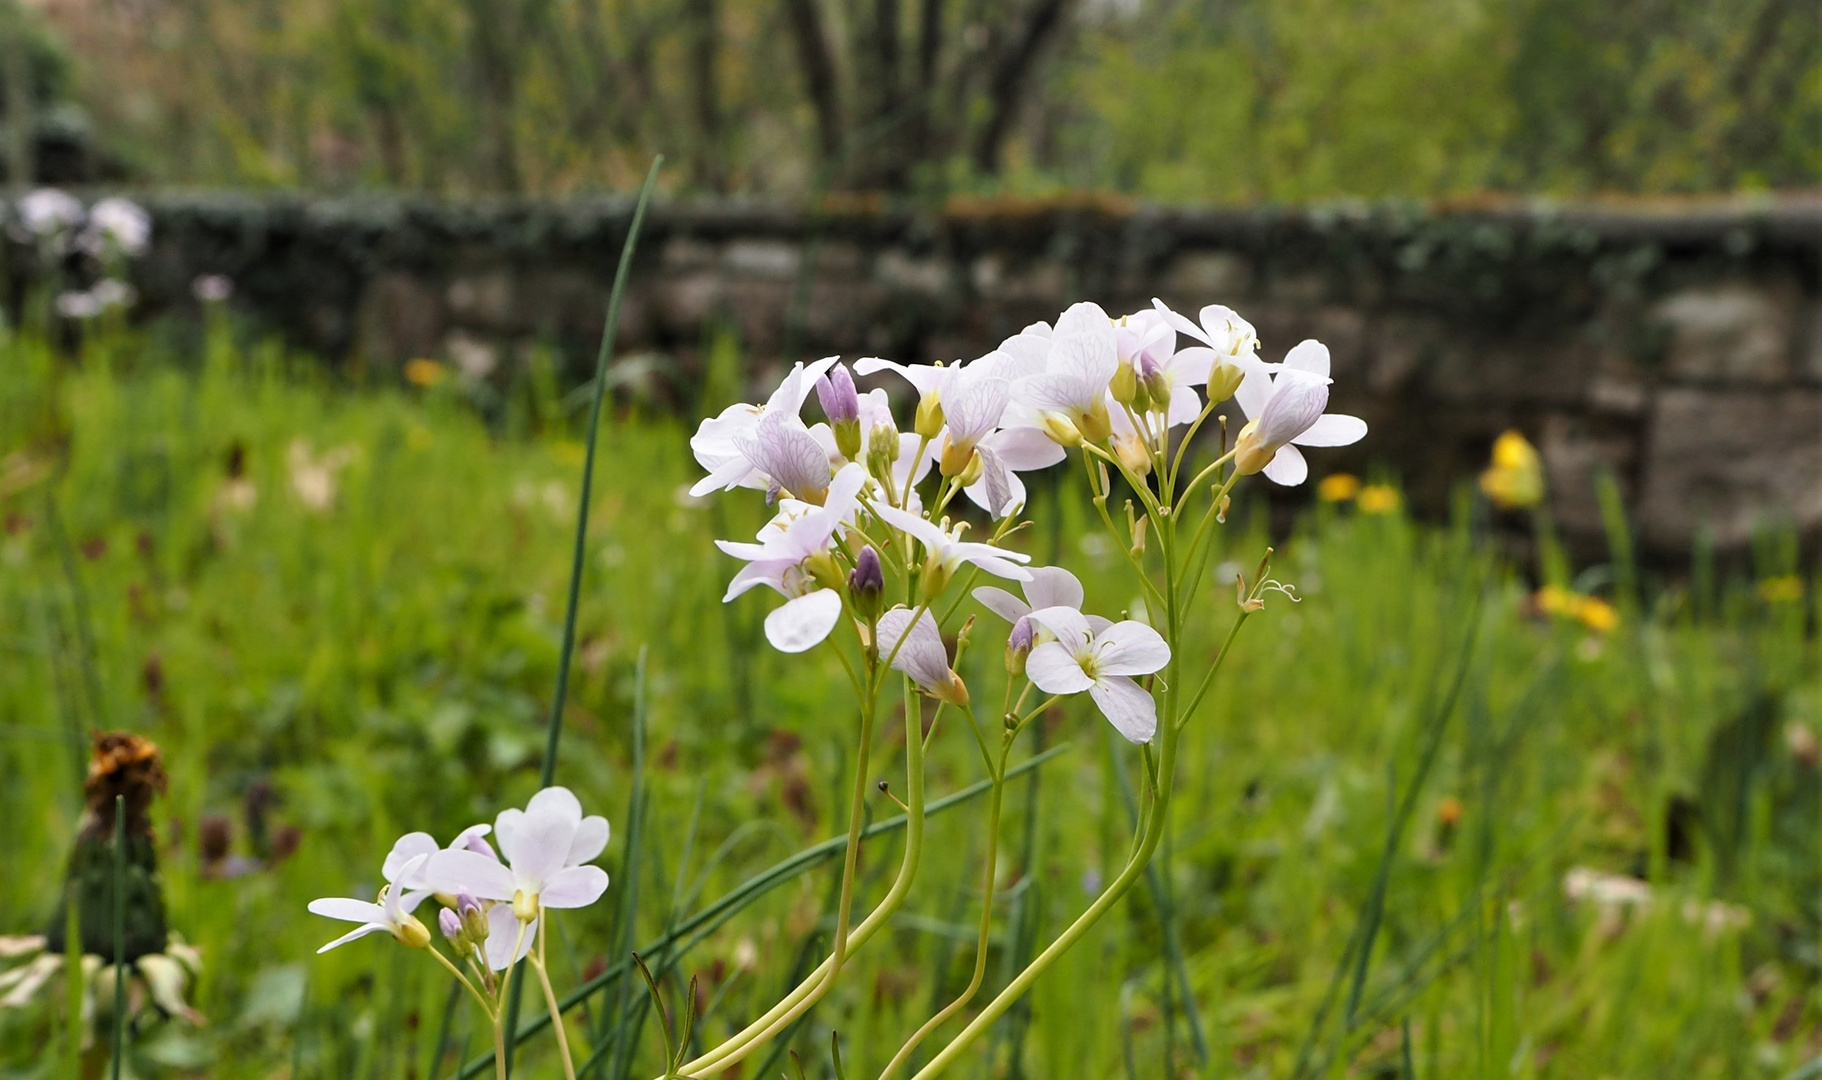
[506,154,662,1078]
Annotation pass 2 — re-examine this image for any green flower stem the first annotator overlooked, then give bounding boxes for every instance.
[675,677,928,1077]
[877,734,1010,1079]
[529,922,578,1080]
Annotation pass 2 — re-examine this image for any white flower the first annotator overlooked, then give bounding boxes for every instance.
[192,274,234,303]
[1152,298,1259,359]
[426,787,610,922]
[717,463,868,652]
[1023,606,1171,743]
[16,189,82,238]
[972,566,1104,631]
[82,197,151,256]
[876,606,966,704]
[735,410,835,503]
[1231,341,1367,486]
[1012,302,1120,445]
[307,851,434,952]
[379,824,497,890]
[690,358,838,495]
[872,502,1032,593]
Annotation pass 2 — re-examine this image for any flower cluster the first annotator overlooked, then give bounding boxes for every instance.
[308,787,609,1080]
[4,189,152,321]
[693,299,1364,742]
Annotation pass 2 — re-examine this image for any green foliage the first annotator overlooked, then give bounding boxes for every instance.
[0,323,1817,1076]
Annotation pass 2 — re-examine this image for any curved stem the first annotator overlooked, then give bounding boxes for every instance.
[428,945,497,1021]
[878,741,1008,1079]
[674,679,928,1077]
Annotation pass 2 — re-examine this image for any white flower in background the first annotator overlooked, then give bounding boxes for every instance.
[1231,341,1367,486]
[717,464,868,652]
[426,787,610,923]
[287,440,358,512]
[873,502,1032,596]
[307,852,433,952]
[82,197,152,257]
[1023,605,1171,743]
[53,280,136,321]
[877,607,967,705]
[192,274,234,303]
[16,189,83,239]
[1013,302,1120,446]
[691,358,838,495]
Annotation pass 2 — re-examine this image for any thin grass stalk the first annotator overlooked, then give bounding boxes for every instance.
[596,648,649,1078]
[504,155,662,1078]
[454,746,1070,1079]
[110,794,125,1080]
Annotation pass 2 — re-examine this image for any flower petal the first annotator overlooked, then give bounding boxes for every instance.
[316,922,389,954]
[765,589,844,653]
[1025,642,1095,695]
[566,816,610,867]
[484,906,536,971]
[382,832,439,885]
[1090,676,1158,743]
[1026,605,1093,649]
[1232,355,1273,420]
[425,849,517,901]
[307,898,387,925]
[510,803,577,888]
[971,586,1030,624]
[1092,621,1171,676]
[1290,414,1368,448]
[1022,566,1085,613]
[1261,444,1309,487]
[539,865,610,909]
[1281,339,1331,380]
[527,787,584,825]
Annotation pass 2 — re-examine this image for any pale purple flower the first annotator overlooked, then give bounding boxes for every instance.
[307,851,433,952]
[733,410,835,503]
[717,464,867,652]
[1023,606,1171,743]
[1231,341,1367,486]
[973,566,1098,629]
[1012,302,1120,443]
[876,607,966,704]
[1151,298,1259,359]
[873,502,1032,586]
[426,787,610,921]
[379,824,497,890]
[690,357,839,495]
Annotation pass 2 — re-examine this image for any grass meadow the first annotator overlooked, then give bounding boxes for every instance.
[1,320,1817,1079]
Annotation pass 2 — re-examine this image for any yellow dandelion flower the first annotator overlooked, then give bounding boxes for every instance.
[1317,473,1361,503]
[1479,430,1544,510]
[404,358,446,387]
[1357,485,1401,514]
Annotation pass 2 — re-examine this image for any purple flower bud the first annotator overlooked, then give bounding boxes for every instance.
[439,907,463,943]
[1005,615,1034,677]
[457,892,489,941]
[848,546,884,620]
[816,365,860,425]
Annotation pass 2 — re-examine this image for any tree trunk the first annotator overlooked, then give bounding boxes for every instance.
[971,0,1071,175]
[784,0,846,168]
[688,0,724,191]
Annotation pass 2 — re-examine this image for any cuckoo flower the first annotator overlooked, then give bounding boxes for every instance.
[972,567,1106,633]
[873,502,1032,598]
[307,852,433,952]
[690,357,838,495]
[877,607,967,705]
[1013,302,1120,446]
[426,788,610,923]
[81,197,152,257]
[734,410,836,503]
[1024,606,1171,743]
[1231,341,1367,486]
[1152,298,1259,360]
[380,824,497,891]
[717,463,867,652]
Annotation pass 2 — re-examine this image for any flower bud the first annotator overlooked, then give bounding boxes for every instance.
[937,672,970,707]
[848,546,884,620]
[394,913,432,949]
[1113,433,1152,479]
[866,423,899,483]
[1110,360,1139,408]
[1077,398,1113,445]
[1005,616,1034,678]
[914,390,945,440]
[920,554,953,602]
[513,889,539,924]
[458,893,489,943]
[1205,360,1244,405]
[1039,413,1083,448]
[1138,355,1170,412]
[816,365,859,425]
[439,907,464,945]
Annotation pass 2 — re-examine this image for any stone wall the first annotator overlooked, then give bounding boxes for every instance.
[67,192,1822,554]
